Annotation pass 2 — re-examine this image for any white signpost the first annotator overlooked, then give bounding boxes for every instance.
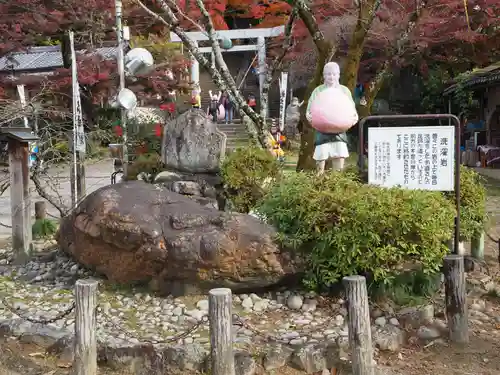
[368,126,455,191]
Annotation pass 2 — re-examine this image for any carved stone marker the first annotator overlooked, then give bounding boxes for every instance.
[162,109,226,173]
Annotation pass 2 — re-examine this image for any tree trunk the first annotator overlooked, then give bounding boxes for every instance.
[341,0,381,91]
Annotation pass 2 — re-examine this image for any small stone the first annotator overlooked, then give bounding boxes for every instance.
[289,338,306,346]
[263,345,293,370]
[282,331,300,340]
[186,309,204,321]
[249,293,261,302]
[287,295,303,310]
[389,317,400,326]
[196,300,209,311]
[295,319,311,325]
[242,297,254,309]
[417,326,440,340]
[470,303,483,311]
[301,304,316,312]
[374,317,387,327]
[235,351,257,375]
[292,345,326,373]
[420,305,434,323]
[433,319,447,332]
[172,306,183,316]
[373,325,404,352]
[334,314,344,327]
[253,300,267,312]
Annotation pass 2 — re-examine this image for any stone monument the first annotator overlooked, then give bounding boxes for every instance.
[159,108,227,210]
[161,109,226,173]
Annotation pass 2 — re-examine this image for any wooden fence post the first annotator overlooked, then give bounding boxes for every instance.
[34,201,46,220]
[343,275,374,375]
[8,138,31,264]
[443,255,469,344]
[73,279,98,375]
[471,231,485,260]
[209,288,235,375]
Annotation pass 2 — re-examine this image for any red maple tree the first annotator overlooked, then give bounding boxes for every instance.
[0,0,189,126]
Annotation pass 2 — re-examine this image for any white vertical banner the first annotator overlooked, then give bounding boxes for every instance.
[368,126,455,191]
[16,85,29,128]
[279,72,288,131]
[69,31,86,154]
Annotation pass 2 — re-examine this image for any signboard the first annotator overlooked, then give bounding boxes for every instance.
[278,72,288,131]
[368,126,455,191]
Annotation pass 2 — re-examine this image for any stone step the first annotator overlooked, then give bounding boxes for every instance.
[218,129,246,135]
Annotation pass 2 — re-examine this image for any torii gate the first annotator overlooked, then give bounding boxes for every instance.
[170,26,285,116]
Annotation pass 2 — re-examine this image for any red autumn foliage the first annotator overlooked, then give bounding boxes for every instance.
[0,0,189,115]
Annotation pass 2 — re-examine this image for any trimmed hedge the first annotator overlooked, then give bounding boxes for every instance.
[256,171,456,289]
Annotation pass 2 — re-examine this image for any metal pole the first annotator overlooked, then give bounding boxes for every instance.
[115,0,128,176]
[69,31,78,208]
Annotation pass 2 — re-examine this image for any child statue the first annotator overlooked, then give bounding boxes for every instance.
[306,62,356,174]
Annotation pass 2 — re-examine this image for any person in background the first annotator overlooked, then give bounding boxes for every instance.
[221,91,234,124]
[191,88,201,109]
[247,93,257,112]
[208,90,221,123]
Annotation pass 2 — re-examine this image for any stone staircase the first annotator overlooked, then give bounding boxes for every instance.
[217,120,249,152]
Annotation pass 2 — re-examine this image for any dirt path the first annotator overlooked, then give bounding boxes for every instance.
[374,174,500,375]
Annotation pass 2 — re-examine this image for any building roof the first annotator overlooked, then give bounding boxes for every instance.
[0,45,118,73]
[443,62,500,96]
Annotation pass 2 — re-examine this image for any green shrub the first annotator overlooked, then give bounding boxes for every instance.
[220,146,280,213]
[370,269,441,306]
[32,218,58,239]
[256,171,455,290]
[445,166,486,240]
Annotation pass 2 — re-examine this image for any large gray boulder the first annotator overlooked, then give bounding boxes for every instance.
[161,109,226,173]
[57,182,301,295]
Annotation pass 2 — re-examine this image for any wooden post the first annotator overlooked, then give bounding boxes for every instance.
[34,201,46,220]
[209,288,235,375]
[73,279,98,375]
[68,131,86,207]
[343,275,374,375]
[8,138,31,263]
[471,231,485,260]
[443,255,469,344]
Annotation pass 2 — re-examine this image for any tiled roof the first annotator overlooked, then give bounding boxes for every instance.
[443,63,500,96]
[0,45,118,72]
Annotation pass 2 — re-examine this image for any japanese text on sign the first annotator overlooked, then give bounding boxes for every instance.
[368,126,455,191]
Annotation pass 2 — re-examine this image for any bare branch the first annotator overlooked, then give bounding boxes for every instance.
[289,0,329,53]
